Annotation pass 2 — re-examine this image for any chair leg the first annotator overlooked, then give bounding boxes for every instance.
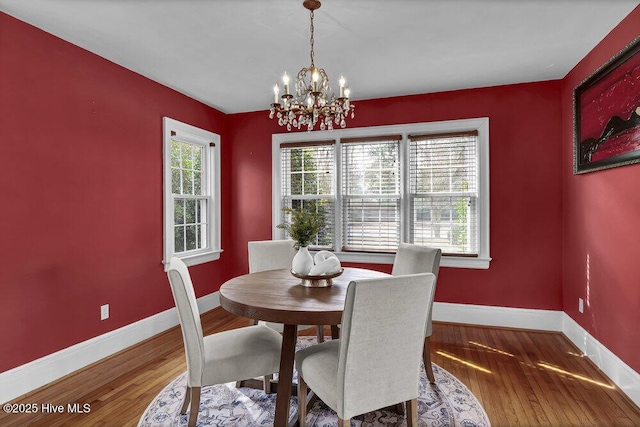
[330,325,340,339]
[298,375,308,427]
[180,386,191,414]
[188,386,201,427]
[406,398,418,427]
[338,417,351,426]
[263,374,273,394]
[316,325,324,343]
[424,336,436,384]
[394,402,405,415]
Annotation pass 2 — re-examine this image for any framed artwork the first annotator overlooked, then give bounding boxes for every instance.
[574,36,640,174]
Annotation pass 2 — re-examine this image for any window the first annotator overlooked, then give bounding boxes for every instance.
[272,118,490,269]
[341,136,401,252]
[163,117,221,270]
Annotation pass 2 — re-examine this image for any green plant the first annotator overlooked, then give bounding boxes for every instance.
[277,202,325,249]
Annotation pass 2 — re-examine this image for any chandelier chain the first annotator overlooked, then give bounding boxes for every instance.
[309,10,315,67]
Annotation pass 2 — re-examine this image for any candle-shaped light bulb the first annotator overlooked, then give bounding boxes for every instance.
[311,69,319,91]
[282,72,290,95]
[339,75,346,97]
[273,83,280,103]
[344,87,351,98]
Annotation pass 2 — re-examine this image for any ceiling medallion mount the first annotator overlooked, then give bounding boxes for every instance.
[269,0,354,131]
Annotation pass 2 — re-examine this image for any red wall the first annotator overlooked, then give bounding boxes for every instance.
[3,3,636,378]
[561,6,640,372]
[0,12,232,372]
[228,81,564,310]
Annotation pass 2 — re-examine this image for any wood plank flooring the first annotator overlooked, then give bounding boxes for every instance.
[1,307,638,426]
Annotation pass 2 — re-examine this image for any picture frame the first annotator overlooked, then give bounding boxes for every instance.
[574,36,640,174]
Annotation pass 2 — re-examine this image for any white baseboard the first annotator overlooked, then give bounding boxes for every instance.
[433,302,640,408]
[2,298,638,410]
[0,292,220,404]
[562,314,640,407]
[433,301,563,331]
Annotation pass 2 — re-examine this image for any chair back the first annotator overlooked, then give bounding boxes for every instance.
[248,240,296,273]
[166,257,205,386]
[392,243,441,337]
[392,243,442,277]
[337,273,436,420]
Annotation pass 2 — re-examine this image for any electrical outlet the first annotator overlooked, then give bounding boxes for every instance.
[101,304,109,320]
[578,298,584,314]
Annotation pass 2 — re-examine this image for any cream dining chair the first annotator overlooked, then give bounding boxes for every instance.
[392,242,442,383]
[166,257,283,427]
[248,240,325,342]
[295,273,436,426]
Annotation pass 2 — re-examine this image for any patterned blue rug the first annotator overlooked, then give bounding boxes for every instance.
[139,336,490,426]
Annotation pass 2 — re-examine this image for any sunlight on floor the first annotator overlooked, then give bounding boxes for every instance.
[537,362,614,389]
[436,350,492,374]
[468,341,515,357]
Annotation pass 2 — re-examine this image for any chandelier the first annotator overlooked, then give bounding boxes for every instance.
[269,0,354,131]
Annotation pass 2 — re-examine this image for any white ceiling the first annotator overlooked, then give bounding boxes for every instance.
[1,0,638,114]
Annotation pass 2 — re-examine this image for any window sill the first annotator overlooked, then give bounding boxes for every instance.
[163,249,223,272]
[334,251,491,269]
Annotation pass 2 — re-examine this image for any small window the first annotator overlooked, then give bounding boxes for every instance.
[163,117,221,270]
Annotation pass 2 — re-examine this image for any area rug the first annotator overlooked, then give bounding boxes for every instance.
[138,336,490,426]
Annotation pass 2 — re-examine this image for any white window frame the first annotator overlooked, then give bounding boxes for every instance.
[163,117,221,271]
[272,118,491,269]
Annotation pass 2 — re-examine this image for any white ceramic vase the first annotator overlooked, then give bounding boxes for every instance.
[292,246,314,275]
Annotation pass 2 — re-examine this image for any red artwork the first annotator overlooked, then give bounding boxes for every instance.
[576,38,640,173]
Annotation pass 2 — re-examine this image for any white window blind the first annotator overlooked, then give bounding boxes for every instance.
[341,136,401,252]
[280,141,335,249]
[408,131,478,255]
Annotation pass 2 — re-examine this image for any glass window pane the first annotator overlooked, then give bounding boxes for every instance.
[174,226,185,253]
[343,198,399,252]
[303,173,318,194]
[193,146,202,171]
[171,169,181,194]
[291,173,302,195]
[181,143,193,169]
[411,195,476,254]
[186,225,197,251]
[194,171,202,195]
[171,141,181,167]
[291,149,302,172]
[182,170,194,195]
[185,199,196,224]
[174,199,185,225]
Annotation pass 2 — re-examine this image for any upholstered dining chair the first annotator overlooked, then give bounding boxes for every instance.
[392,242,442,383]
[248,240,325,342]
[295,273,436,426]
[166,257,283,427]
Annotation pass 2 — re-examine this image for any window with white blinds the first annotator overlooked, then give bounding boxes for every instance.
[272,118,490,269]
[409,131,478,255]
[280,141,335,249]
[341,136,401,252]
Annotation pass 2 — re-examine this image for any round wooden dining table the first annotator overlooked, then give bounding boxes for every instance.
[219,267,389,427]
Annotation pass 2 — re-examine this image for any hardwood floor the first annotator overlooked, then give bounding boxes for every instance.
[1,307,639,426]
